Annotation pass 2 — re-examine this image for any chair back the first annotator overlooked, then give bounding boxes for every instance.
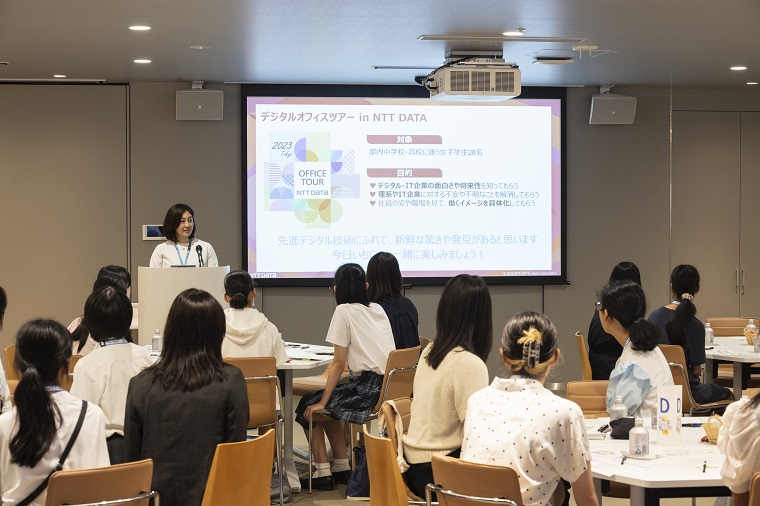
[4,344,16,381]
[431,454,523,506]
[575,331,593,380]
[380,397,422,501]
[7,379,17,407]
[224,356,279,429]
[660,344,733,415]
[750,471,760,506]
[62,355,83,392]
[363,425,409,506]
[566,380,609,418]
[372,346,421,416]
[419,337,432,353]
[201,429,275,506]
[426,484,518,506]
[705,317,760,336]
[45,458,157,506]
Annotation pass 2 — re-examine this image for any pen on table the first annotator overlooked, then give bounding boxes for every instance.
[703,461,707,473]
[705,346,714,350]
[598,423,610,433]
[621,456,626,465]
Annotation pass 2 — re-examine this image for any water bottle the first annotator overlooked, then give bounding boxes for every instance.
[746,319,759,349]
[152,328,162,352]
[609,395,628,421]
[629,418,649,456]
[705,323,714,346]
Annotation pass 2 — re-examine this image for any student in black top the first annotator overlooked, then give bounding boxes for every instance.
[367,252,420,349]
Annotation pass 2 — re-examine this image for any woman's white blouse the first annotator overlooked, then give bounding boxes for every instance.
[719,396,760,493]
[461,377,590,506]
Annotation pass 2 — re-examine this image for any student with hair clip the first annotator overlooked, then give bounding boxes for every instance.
[296,263,396,491]
[0,286,9,413]
[403,274,491,498]
[124,288,248,506]
[149,203,218,267]
[70,287,153,464]
[69,265,132,357]
[366,251,419,349]
[221,270,288,365]
[0,319,109,505]
[600,280,673,418]
[648,264,730,403]
[461,311,598,506]
[719,391,760,506]
[588,261,642,380]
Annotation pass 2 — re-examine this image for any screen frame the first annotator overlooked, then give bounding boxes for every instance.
[241,83,567,287]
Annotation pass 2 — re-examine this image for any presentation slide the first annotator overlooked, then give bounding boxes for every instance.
[244,95,564,285]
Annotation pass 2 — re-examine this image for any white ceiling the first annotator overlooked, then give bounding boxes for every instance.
[2,0,760,89]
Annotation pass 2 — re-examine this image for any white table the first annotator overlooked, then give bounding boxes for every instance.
[588,417,729,506]
[704,336,760,399]
[280,344,334,493]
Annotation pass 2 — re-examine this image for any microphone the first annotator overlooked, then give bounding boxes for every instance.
[196,245,204,267]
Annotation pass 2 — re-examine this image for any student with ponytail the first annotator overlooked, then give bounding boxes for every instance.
[600,280,673,418]
[648,264,731,403]
[461,311,598,506]
[221,270,288,365]
[0,319,109,505]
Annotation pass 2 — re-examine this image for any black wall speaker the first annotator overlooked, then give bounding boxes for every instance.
[176,89,224,121]
[589,93,637,125]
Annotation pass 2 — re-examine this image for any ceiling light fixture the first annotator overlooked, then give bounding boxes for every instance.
[748,82,759,86]
[502,28,526,37]
[129,25,151,31]
[134,59,151,64]
[53,74,66,78]
[731,66,748,71]
[190,45,209,50]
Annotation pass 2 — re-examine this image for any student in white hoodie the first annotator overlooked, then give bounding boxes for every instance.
[222,270,288,365]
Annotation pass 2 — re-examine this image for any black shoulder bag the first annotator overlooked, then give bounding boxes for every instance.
[17,400,88,506]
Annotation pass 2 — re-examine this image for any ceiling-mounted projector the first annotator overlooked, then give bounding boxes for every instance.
[423,52,521,101]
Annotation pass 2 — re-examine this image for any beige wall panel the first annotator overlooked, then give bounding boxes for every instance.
[128,83,242,298]
[0,85,128,351]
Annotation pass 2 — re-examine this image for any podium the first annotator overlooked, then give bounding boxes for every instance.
[137,266,230,346]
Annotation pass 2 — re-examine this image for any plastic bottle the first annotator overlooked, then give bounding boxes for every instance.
[152,328,162,352]
[704,322,714,346]
[629,417,649,456]
[746,319,759,350]
[609,396,628,421]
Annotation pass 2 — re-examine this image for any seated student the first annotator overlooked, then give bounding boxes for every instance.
[221,270,288,365]
[461,311,598,506]
[70,286,153,464]
[0,286,9,414]
[296,263,395,491]
[0,319,109,505]
[69,265,132,357]
[600,280,674,418]
[403,274,491,498]
[648,264,730,403]
[588,261,641,380]
[367,252,420,349]
[124,289,248,506]
[719,393,760,506]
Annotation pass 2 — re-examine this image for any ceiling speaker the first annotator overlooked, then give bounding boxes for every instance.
[176,89,224,121]
[589,93,636,125]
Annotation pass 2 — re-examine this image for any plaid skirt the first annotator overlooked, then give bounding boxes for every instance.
[295,371,383,429]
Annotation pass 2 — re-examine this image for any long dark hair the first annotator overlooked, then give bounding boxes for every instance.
[502,311,558,378]
[599,280,660,351]
[609,261,641,286]
[162,203,195,242]
[665,264,700,348]
[84,287,133,342]
[367,252,403,303]
[426,274,492,370]
[10,319,72,467]
[0,285,6,328]
[224,270,255,310]
[334,263,369,306]
[149,289,226,392]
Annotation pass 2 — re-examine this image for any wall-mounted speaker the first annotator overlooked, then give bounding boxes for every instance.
[176,89,224,121]
[589,93,637,125]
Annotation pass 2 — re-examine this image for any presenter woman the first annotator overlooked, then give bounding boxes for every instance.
[149,203,218,267]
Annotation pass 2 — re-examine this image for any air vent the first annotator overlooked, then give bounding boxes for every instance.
[494,71,515,92]
[450,70,469,91]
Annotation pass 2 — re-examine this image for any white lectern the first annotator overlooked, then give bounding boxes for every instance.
[137,266,230,346]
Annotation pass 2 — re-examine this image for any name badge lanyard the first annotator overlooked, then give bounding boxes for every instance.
[174,238,193,265]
